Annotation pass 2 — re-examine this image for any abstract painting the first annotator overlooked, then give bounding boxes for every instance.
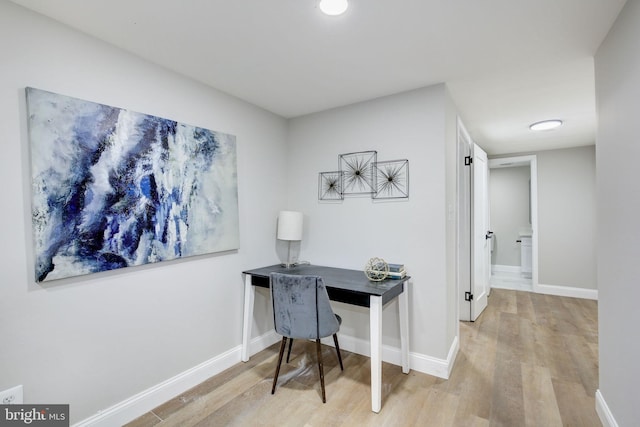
[26,87,239,282]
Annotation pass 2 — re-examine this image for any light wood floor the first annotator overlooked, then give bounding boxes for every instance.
[126,289,599,426]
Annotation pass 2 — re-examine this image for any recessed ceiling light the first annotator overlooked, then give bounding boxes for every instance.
[319,0,348,16]
[529,119,563,131]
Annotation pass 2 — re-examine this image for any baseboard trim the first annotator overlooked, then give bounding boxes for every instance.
[73,330,455,426]
[490,281,533,292]
[335,334,457,380]
[491,264,521,274]
[447,336,460,378]
[249,330,280,355]
[73,332,279,427]
[596,389,619,427]
[536,283,598,300]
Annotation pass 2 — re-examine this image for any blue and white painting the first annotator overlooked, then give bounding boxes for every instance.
[26,88,239,282]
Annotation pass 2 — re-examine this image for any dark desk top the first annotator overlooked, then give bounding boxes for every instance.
[243,264,409,307]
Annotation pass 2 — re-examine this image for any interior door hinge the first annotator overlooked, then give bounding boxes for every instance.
[465,292,474,301]
[464,156,473,166]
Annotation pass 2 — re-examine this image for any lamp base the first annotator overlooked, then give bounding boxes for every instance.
[280,262,297,268]
[281,241,298,269]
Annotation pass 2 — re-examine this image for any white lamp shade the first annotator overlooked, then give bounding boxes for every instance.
[277,211,303,241]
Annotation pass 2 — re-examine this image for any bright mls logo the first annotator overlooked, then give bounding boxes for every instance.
[1,405,69,426]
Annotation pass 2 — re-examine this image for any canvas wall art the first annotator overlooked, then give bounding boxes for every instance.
[26,87,239,282]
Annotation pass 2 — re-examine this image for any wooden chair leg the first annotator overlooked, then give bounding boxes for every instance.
[272,337,287,395]
[316,339,326,403]
[333,334,344,371]
[286,338,294,363]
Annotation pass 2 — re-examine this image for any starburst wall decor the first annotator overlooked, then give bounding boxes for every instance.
[318,151,409,201]
[318,171,344,200]
[374,159,409,199]
[340,151,377,195]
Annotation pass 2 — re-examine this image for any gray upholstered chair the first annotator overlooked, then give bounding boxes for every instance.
[270,273,344,403]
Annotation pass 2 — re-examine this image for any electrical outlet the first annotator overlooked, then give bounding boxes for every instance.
[0,385,23,404]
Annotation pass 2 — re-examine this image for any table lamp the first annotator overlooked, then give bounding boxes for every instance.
[277,211,303,268]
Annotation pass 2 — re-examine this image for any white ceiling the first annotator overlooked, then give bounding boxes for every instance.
[10,0,626,155]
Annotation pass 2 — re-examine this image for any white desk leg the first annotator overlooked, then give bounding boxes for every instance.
[370,295,382,413]
[399,286,410,374]
[241,274,255,362]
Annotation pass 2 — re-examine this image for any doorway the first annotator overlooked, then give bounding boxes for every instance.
[488,156,539,293]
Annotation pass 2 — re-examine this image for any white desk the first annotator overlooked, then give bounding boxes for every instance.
[241,264,410,413]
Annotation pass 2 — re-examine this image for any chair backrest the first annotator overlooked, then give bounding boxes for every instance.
[270,273,340,340]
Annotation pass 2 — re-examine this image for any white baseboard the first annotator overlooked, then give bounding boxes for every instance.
[596,389,619,427]
[446,336,460,379]
[72,332,279,427]
[248,330,280,355]
[73,330,455,426]
[536,283,598,300]
[335,334,457,380]
[491,264,521,274]
[413,335,458,380]
[490,281,533,292]
[491,263,598,300]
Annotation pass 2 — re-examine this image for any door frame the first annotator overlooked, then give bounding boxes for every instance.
[456,118,472,322]
[488,155,539,292]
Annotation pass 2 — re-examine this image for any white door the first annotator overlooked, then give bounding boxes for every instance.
[471,143,490,320]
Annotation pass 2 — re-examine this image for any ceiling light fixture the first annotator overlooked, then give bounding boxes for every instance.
[319,0,349,16]
[529,119,563,131]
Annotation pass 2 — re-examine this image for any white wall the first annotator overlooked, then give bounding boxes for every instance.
[537,146,596,290]
[0,1,287,423]
[490,166,531,266]
[595,0,640,425]
[287,85,458,360]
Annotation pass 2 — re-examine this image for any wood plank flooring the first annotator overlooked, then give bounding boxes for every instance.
[126,289,599,426]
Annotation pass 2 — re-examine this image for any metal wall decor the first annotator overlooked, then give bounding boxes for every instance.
[339,151,377,195]
[318,171,344,200]
[373,159,409,199]
[319,150,409,201]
